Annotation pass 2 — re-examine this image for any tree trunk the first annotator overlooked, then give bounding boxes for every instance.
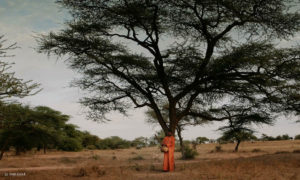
[43,144,47,154]
[176,126,185,158]
[169,104,178,135]
[16,147,21,156]
[37,145,41,151]
[0,150,4,160]
[151,104,169,134]
[235,140,241,152]
[0,145,6,160]
[0,140,8,160]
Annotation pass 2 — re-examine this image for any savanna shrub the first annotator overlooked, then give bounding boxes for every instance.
[182,145,198,159]
[58,137,82,151]
[215,145,222,152]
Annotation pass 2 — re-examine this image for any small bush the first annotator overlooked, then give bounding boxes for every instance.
[91,166,106,176]
[149,164,155,171]
[58,137,82,151]
[275,151,289,154]
[133,163,141,171]
[60,157,76,164]
[136,145,142,149]
[96,136,131,149]
[87,145,97,150]
[130,155,144,160]
[293,149,300,153]
[252,148,262,153]
[77,168,88,177]
[215,145,222,152]
[182,146,198,159]
[91,155,100,160]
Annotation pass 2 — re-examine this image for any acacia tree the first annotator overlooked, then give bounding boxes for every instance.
[216,105,271,152]
[0,35,40,100]
[0,104,74,159]
[38,0,300,136]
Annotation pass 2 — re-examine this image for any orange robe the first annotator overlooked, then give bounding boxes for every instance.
[162,136,175,171]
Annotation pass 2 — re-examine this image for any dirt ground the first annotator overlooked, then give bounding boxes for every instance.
[0,140,300,180]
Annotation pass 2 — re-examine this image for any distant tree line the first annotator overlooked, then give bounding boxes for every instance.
[260,134,294,141]
[0,102,156,159]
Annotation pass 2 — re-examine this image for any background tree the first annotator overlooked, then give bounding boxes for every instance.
[0,35,40,100]
[0,104,84,159]
[216,105,271,152]
[131,136,148,148]
[81,131,102,150]
[148,130,165,146]
[275,134,292,140]
[32,106,70,153]
[97,136,131,150]
[38,0,300,137]
[260,134,276,141]
[0,103,41,158]
[0,36,41,158]
[195,137,209,145]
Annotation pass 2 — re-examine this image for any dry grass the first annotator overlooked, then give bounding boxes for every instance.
[0,140,299,180]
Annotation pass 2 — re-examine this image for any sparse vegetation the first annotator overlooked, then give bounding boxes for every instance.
[181,145,198,159]
[0,0,299,179]
[293,149,300,153]
[260,134,294,141]
[252,148,262,153]
[1,140,299,179]
[91,155,100,160]
[295,134,300,140]
[130,155,145,161]
[215,145,223,152]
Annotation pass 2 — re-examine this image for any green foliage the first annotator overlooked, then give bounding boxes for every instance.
[96,136,131,150]
[261,134,292,141]
[196,137,209,144]
[181,145,198,160]
[260,134,276,141]
[0,102,100,157]
[0,36,40,100]
[130,155,144,161]
[131,136,148,149]
[175,140,190,152]
[81,131,101,148]
[215,145,223,152]
[216,105,268,152]
[148,130,165,146]
[252,148,262,153]
[295,134,300,140]
[219,131,257,143]
[58,137,83,151]
[91,155,100,160]
[39,0,300,136]
[275,134,292,140]
[0,103,54,155]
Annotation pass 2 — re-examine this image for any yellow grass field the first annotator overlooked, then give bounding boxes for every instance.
[0,140,300,180]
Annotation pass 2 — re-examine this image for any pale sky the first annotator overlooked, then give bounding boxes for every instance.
[0,0,299,140]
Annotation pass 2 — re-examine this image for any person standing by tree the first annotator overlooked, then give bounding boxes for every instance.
[162,131,175,172]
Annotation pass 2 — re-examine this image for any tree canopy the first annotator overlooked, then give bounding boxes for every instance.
[38,0,300,134]
[0,35,40,100]
[216,104,270,151]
